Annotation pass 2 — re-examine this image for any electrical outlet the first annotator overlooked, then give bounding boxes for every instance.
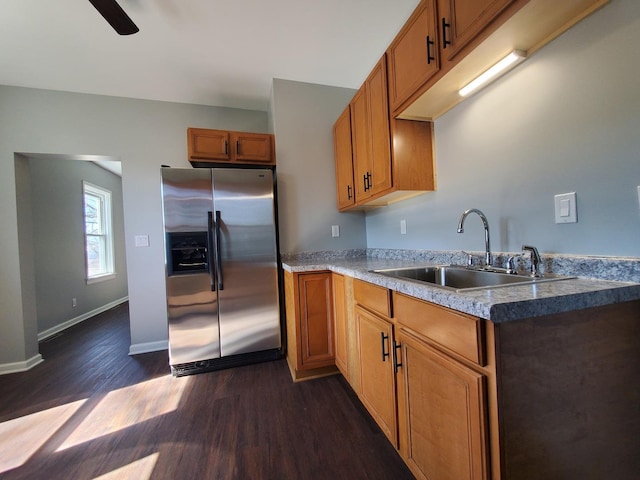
[331,225,340,238]
[637,186,640,209]
[72,298,77,308]
[400,219,407,235]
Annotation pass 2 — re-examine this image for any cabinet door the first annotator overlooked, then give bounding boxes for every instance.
[437,0,516,62]
[333,106,356,210]
[356,306,398,447]
[366,57,392,198]
[350,85,371,201]
[400,330,489,480]
[187,128,231,161]
[387,0,440,113]
[332,273,349,379]
[351,57,392,203]
[298,273,335,369]
[232,132,274,164]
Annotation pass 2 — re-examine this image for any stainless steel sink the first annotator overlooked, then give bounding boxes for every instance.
[370,265,572,292]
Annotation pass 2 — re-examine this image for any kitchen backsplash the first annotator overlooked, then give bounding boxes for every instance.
[281,249,640,283]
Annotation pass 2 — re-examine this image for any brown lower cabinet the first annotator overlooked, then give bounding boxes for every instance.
[352,278,404,448]
[393,291,491,480]
[387,285,640,480]
[398,328,489,480]
[284,270,337,381]
[355,304,399,447]
[284,272,640,479]
[332,273,350,379]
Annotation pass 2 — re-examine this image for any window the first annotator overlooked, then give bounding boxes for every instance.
[83,181,115,283]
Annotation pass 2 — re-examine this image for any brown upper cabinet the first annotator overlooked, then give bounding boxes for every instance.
[187,128,275,166]
[352,58,393,203]
[333,106,356,210]
[337,0,608,209]
[388,0,523,115]
[393,0,608,120]
[333,56,435,211]
[387,0,441,114]
[437,0,518,63]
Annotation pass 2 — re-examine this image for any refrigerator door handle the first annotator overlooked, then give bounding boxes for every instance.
[207,211,216,291]
[214,210,224,291]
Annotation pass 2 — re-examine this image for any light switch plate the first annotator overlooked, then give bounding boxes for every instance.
[637,186,640,208]
[400,219,407,235]
[554,192,577,223]
[134,235,149,247]
[331,225,340,237]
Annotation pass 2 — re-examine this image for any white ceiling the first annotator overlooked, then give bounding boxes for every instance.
[1,0,421,111]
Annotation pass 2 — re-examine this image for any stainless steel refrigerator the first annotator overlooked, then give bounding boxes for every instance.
[161,167,282,376]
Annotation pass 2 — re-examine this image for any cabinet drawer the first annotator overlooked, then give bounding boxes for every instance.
[394,293,485,366]
[354,279,392,318]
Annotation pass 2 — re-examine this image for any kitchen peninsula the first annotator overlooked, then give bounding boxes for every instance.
[282,249,640,480]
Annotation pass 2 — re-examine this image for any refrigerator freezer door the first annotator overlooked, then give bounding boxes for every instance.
[165,274,219,365]
[212,168,281,357]
[161,168,220,365]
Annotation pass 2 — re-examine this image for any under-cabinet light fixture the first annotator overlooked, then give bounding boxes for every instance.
[459,50,527,97]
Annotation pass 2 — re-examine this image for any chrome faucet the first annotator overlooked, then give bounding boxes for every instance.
[522,245,542,277]
[457,208,492,266]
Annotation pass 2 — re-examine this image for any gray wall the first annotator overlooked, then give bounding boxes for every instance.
[366,0,640,259]
[0,86,269,368]
[270,78,366,254]
[13,157,39,366]
[26,158,128,334]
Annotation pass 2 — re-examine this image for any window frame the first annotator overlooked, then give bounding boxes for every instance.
[82,181,116,284]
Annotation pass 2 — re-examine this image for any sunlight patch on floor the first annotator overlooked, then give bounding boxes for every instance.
[93,453,160,480]
[0,399,87,473]
[57,375,188,451]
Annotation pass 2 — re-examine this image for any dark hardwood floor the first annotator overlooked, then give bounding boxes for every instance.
[0,303,414,479]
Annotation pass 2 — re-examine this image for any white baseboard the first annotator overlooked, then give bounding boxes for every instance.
[0,353,44,375]
[129,340,168,356]
[38,296,129,342]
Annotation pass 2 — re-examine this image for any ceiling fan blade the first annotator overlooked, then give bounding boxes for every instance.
[88,0,139,35]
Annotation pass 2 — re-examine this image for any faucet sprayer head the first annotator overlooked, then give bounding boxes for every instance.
[457,209,472,233]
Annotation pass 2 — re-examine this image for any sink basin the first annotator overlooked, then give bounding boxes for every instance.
[371,265,571,292]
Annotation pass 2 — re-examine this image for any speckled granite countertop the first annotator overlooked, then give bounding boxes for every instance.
[281,250,640,323]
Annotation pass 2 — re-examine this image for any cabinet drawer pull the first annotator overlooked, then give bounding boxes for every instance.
[363,173,369,192]
[393,341,403,373]
[347,184,352,199]
[381,332,390,362]
[426,35,435,64]
[442,18,451,48]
